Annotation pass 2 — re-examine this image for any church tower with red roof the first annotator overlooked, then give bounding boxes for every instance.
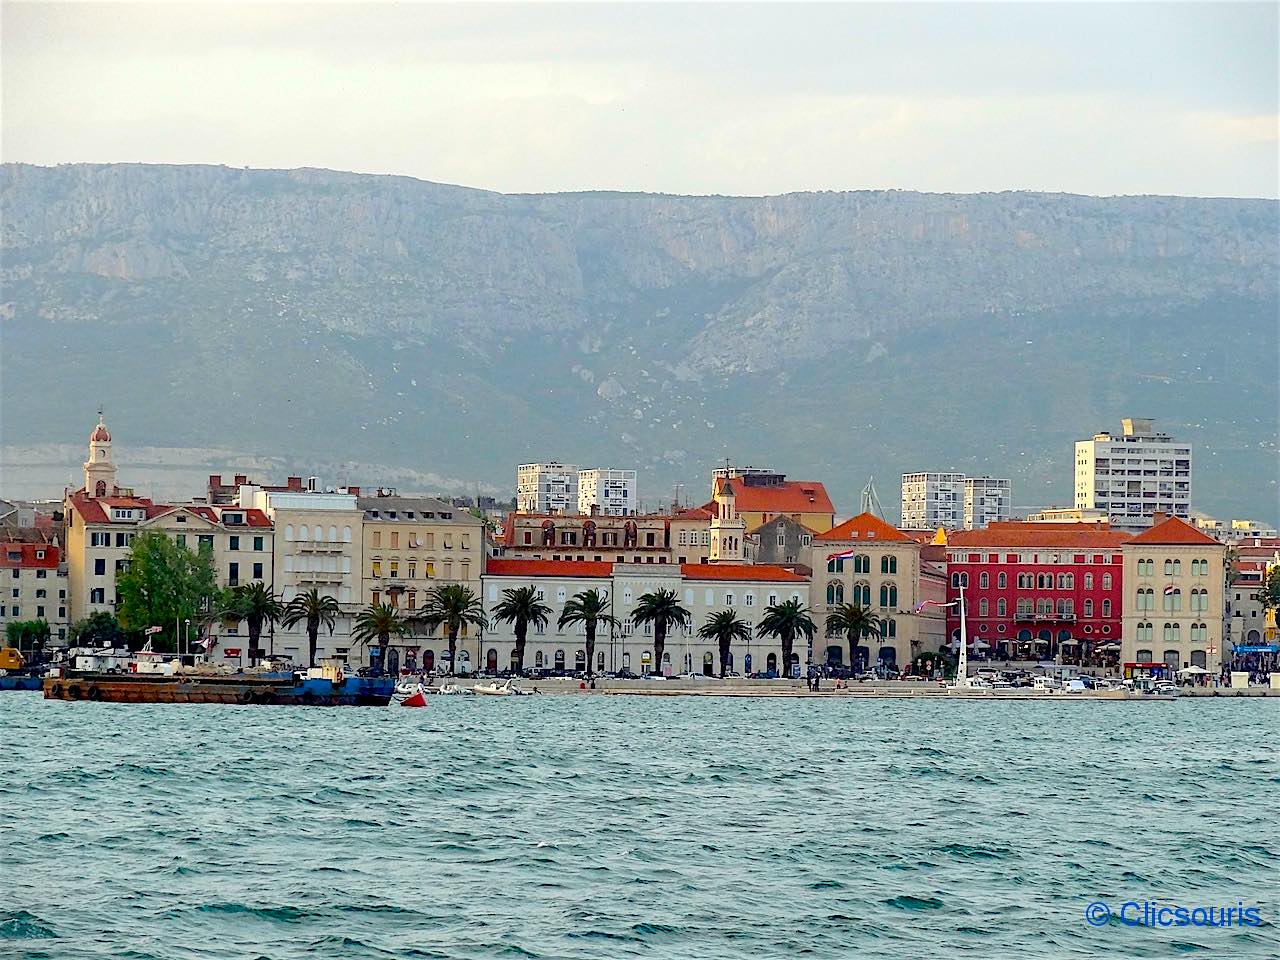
[84,411,118,498]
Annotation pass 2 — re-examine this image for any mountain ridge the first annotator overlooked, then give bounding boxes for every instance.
[2,162,1276,521]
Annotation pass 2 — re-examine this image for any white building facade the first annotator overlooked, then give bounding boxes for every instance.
[1075,418,1192,531]
[902,473,1011,530]
[517,462,579,514]
[480,559,809,677]
[577,468,637,516]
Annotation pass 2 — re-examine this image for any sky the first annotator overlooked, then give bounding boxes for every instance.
[3,1,1278,199]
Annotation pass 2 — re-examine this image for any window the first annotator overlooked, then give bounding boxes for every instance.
[1084,573,1094,590]
[94,558,106,576]
[90,532,110,547]
[854,554,870,574]
[879,583,898,608]
[198,535,213,551]
[253,562,263,580]
[998,572,1007,589]
[229,535,240,551]
[1084,599,1093,617]
[254,536,264,551]
[372,561,382,577]
[745,592,754,607]
[1163,559,1173,576]
[826,581,844,605]
[997,599,1007,617]
[228,562,239,584]
[90,588,105,604]
[881,555,896,574]
[1102,573,1112,590]
[978,599,989,617]
[979,572,989,589]
[827,556,845,574]
[371,531,382,548]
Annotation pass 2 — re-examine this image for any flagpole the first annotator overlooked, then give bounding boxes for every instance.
[956,584,970,688]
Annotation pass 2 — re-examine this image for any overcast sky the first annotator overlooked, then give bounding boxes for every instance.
[3,2,1277,198]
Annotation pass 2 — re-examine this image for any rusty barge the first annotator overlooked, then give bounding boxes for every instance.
[43,671,394,706]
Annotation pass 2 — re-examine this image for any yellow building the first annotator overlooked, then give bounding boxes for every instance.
[1122,514,1226,674]
[705,467,836,532]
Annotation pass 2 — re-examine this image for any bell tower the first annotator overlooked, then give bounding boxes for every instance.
[709,477,746,563]
[84,411,118,498]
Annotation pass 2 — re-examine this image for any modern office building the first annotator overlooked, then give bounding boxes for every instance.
[1074,418,1192,531]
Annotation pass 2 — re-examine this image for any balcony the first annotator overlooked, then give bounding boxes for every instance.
[296,569,344,583]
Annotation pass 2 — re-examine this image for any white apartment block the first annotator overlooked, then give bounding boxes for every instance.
[1193,516,1278,543]
[1074,418,1192,531]
[516,462,579,514]
[901,473,1011,530]
[578,468,637,516]
[962,477,1013,530]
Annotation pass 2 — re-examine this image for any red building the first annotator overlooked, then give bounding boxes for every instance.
[943,522,1129,661]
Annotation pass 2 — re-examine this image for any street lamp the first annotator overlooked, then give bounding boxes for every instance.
[184,619,190,663]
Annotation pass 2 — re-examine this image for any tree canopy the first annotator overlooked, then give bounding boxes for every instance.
[116,531,219,652]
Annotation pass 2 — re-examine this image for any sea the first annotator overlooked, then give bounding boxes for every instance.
[3,694,1278,959]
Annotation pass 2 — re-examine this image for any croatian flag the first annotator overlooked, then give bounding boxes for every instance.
[826,549,857,561]
[1163,584,1176,596]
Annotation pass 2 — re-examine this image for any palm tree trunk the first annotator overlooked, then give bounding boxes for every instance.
[447,626,458,676]
[848,632,858,672]
[515,622,527,675]
[309,621,319,668]
[585,622,596,678]
[781,635,793,678]
[719,639,729,678]
[654,621,666,676]
[379,629,390,675]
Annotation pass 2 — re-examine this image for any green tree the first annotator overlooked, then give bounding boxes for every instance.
[630,588,691,676]
[825,602,882,672]
[756,598,817,678]
[1258,566,1280,612]
[116,531,218,653]
[493,586,551,675]
[698,609,752,678]
[219,582,284,664]
[5,619,51,662]
[281,589,341,668]
[67,611,132,649]
[352,602,410,672]
[557,588,618,678]
[417,584,487,676]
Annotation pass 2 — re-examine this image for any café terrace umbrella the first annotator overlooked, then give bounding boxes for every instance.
[1177,665,1209,675]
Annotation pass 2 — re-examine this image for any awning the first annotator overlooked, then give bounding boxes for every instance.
[1177,665,1209,675]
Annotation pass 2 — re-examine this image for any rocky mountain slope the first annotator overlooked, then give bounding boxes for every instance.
[2,163,1276,519]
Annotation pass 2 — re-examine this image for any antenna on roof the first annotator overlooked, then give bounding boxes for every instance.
[860,475,884,519]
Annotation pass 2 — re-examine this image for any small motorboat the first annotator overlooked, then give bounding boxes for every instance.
[471,678,524,697]
[395,681,422,697]
[436,683,469,696]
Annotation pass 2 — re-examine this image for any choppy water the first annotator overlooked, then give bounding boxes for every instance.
[2,694,1278,959]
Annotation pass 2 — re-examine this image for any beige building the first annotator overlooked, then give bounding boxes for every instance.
[706,467,835,532]
[359,494,485,673]
[809,512,944,671]
[1122,514,1226,674]
[499,510,714,565]
[63,416,273,630]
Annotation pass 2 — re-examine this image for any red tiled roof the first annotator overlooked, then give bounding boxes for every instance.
[814,512,913,543]
[0,542,60,568]
[673,506,713,522]
[711,480,835,517]
[947,522,1129,550]
[484,559,613,579]
[1126,516,1223,546]
[679,563,807,583]
[67,491,157,524]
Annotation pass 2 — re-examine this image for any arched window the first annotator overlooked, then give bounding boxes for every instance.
[826,581,844,605]
[854,554,871,574]
[998,572,1007,589]
[997,599,1007,617]
[285,524,294,541]
[1084,599,1094,617]
[1102,599,1111,617]
[1102,573,1112,590]
[879,583,898,608]
[1084,573,1094,590]
[880,618,897,639]
[554,650,566,670]
[978,599,989,617]
[881,555,897,575]
[1172,560,1181,576]
[535,651,544,668]
[1136,648,1153,662]
[853,581,871,606]
[343,526,352,543]
[299,524,309,541]
[315,525,326,543]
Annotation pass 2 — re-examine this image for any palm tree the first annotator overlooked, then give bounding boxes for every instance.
[494,586,552,675]
[698,609,752,678]
[825,602,881,673]
[756,598,816,678]
[352,602,410,673]
[630,588,691,677]
[558,588,618,678]
[417,584,487,676]
[281,588,341,668]
[220,582,283,664]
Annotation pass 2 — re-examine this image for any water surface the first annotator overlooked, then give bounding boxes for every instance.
[3,695,1277,959]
